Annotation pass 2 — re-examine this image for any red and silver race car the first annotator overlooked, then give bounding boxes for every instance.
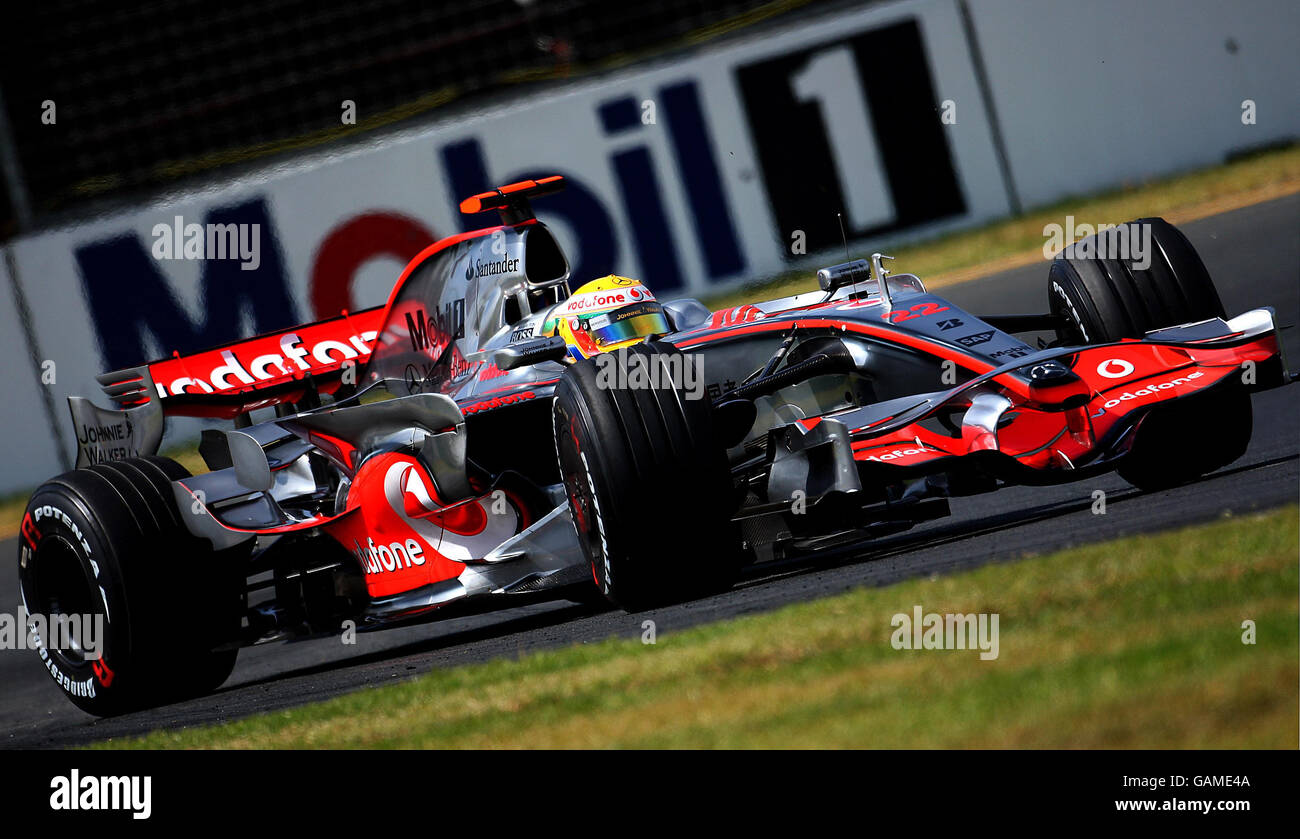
[18,176,1294,714]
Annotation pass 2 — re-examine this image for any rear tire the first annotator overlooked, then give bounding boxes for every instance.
[553,343,742,610]
[17,457,243,716]
[1047,217,1252,489]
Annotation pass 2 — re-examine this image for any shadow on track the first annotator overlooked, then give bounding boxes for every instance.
[737,452,1299,590]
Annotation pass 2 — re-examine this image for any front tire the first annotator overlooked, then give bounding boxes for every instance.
[1115,387,1253,491]
[553,343,742,610]
[1047,217,1252,489]
[17,457,243,715]
[1048,216,1225,344]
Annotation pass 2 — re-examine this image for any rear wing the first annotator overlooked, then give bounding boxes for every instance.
[68,175,575,467]
[138,306,385,416]
[68,307,385,466]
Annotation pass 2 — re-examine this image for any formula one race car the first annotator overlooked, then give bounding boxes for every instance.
[19,176,1294,714]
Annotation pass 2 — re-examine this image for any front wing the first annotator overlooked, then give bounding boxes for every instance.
[778,308,1290,488]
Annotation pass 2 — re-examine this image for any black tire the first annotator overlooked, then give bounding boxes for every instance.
[1116,386,1253,491]
[1047,217,1251,489]
[17,457,243,715]
[1048,216,1225,344]
[552,342,742,610]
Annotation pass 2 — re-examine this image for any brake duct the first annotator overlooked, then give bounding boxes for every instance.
[766,418,862,503]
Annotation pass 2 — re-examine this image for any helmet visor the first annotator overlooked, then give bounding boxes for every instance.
[587,302,671,348]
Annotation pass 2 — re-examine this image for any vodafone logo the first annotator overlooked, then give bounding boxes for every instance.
[1103,370,1204,408]
[565,293,626,311]
[378,462,443,560]
[154,324,379,397]
[865,446,930,463]
[462,390,536,414]
[559,286,656,315]
[1096,358,1135,379]
[380,460,518,563]
[353,535,426,576]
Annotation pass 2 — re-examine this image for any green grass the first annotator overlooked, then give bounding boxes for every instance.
[159,442,207,477]
[0,490,28,539]
[703,143,1300,310]
[95,506,1299,749]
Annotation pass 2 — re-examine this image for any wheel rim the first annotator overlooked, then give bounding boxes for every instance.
[555,408,606,585]
[29,535,100,667]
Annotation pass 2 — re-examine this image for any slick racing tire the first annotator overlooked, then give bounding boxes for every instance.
[1047,217,1251,490]
[1114,385,1252,492]
[1048,216,1225,344]
[17,457,243,716]
[553,342,743,610]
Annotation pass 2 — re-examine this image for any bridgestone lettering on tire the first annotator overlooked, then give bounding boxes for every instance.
[17,456,244,716]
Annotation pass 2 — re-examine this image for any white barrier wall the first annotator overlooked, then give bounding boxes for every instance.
[1,0,1007,492]
[969,0,1300,207]
[0,252,65,492]
[0,0,1295,493]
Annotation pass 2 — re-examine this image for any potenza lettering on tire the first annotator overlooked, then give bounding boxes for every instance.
[30,504,111,624]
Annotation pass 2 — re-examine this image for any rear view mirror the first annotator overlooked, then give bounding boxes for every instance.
[469,335,570,371]
[816,259,872,292]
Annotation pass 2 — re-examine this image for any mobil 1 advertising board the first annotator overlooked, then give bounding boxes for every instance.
[4,0,1007,490]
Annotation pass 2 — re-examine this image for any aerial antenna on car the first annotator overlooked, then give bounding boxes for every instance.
[836,213,858,296]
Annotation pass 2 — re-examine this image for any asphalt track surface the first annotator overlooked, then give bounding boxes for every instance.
[1,194,1296,748]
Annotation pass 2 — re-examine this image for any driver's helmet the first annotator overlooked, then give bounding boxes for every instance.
[544,275,671,361]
